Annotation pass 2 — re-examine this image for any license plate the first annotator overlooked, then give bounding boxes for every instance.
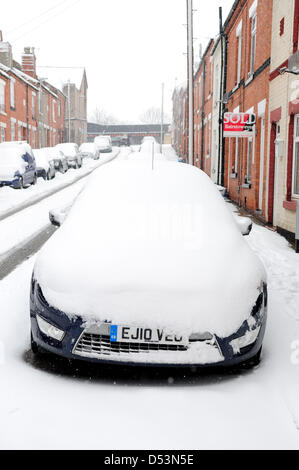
[110,325,186,345]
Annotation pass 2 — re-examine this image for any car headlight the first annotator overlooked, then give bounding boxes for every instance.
[230,326,261,354]
[36,314,65,342]
[230,288,266,355]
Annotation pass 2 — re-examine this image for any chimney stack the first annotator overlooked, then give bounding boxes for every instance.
[0,31,13,69]
[22,47,37,78]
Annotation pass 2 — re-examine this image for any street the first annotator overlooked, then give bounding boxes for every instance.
[0,146,299,450]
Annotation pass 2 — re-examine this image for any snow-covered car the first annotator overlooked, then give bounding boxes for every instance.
[45,147,68,174]
[79,143,100,160]
[33,149,55,180]
[56,143,82,169]
[30,160,267,368]
[0,142,37,189]
[94,136,112,153]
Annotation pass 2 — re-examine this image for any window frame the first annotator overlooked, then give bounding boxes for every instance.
[0,79,6,114]
[10,78,15,109]
[247,137,253,183]
[292,114,299,197]
[250,13,257,75]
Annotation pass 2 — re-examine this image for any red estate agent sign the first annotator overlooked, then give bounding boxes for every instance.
[223,113,256,138]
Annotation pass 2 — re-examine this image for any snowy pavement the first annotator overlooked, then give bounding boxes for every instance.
[0,148,299,449]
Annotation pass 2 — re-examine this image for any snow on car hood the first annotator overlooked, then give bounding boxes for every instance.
[34,160,266,338]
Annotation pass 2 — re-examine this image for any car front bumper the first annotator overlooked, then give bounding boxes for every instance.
[30,283,267,368]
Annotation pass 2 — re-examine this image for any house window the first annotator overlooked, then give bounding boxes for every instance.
[32,128,36,149]
[234,137,239,174]
[280,18,285,36]
[250,14,257,75]
[0,80,6,113]
[293,114,299,196]
[0,126,5,142]
[247,138,253,183]
[11,119,15,141]
[10,79,15,109]
[32,93,36,120]
[58,101,61,118]
[237,31,242,83]
[53,100,56,122]
[208,117,212,156]
[18,124,22,141]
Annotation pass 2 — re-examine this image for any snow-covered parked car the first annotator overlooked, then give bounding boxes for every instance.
[94,136,112,153]
[30,160,267,368]
[0,142,37,189]
[56,143,82,169]
[79,142,100,160]
[33,149,55,180]
[45,147,68,174]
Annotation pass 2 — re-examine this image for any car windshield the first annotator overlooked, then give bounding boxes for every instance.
[0,148,24,167]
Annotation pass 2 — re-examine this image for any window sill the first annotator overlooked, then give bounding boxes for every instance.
[242,182,252,189]
[245,74,254,86]
[10,106,16,111]
[230,173,238,179]
[283,200,297,211]
[0,110,7,116]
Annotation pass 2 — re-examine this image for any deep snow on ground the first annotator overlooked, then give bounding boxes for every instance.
[0,147,299,449]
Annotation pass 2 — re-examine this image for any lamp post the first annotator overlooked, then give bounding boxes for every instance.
[160,82,164,153]
[186,0,194,165]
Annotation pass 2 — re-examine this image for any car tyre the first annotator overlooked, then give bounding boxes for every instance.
[18,176,24,190]
[33,174,37,186]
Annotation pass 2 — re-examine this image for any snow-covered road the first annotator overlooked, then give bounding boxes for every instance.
[0,147,299,450]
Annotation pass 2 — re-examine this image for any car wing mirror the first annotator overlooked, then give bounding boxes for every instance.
[236,216,253,236]
[49,204,72,227]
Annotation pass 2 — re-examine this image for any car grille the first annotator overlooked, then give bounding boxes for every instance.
[74,333,188,358]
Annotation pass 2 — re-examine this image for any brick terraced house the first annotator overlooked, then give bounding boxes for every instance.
[0,34,66,148]
[172,0,299,242]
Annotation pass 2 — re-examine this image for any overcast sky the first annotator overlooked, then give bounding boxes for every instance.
[1,0,234,123]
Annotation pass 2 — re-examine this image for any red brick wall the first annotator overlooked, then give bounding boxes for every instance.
[0,69,66,149]
[224,0,273,216]
[193,40,214,175]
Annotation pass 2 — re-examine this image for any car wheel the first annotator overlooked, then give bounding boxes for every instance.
[33,174,37,186]
[46,170,51,181]
[18,177,24,189]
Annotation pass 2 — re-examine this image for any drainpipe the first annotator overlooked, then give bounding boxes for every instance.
[217,7,225,186]
[26,84,29,144]
[200,60,206,170]
[296,201,299,253]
